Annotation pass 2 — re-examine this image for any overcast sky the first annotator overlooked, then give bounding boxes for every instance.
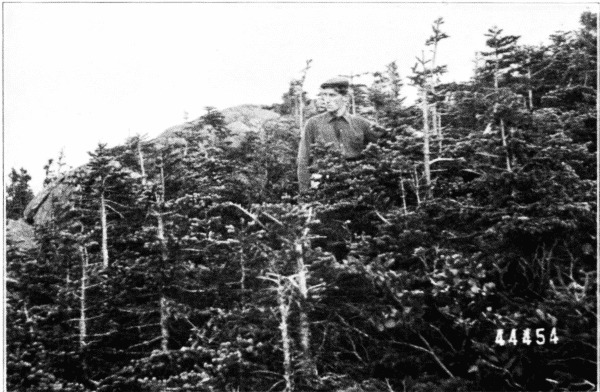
[4,2,594,193]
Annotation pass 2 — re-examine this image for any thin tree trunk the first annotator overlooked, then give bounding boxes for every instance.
[494,53,500,90]
[298,59,311,129]
[239,249,246,300]
[400,176,408,215]
[156,157,170,353]
[500,119,512,172]
[437,109,443,154]
[160,296,169,352]
[413,167,421,207]
[295,239,315,377]
[277,280,293,392]
[299,94,304,131]
[23,303,35,334]
[296,208,316,377]
[431,37,439,150]
[431,107,438,141]
[421,89,432,199]
[156,211,170,353]
[80,247,88,348]
[137,139,146,186]
[100,192,109,269]
[492,50,511,172]
[527,67,534,110]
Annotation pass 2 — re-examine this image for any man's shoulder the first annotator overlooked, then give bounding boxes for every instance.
[308,112,330,123]
[305,112,329,129]
[349,114,373,128]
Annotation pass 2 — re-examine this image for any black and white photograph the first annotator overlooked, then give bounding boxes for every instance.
[4,2,598,391]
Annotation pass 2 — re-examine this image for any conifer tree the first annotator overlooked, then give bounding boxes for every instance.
[85,143,134,269]
[6,167,34,220]
[408,18,449,199]
[339,71,368,115]
[425,18,449,152]
[479,26,521,172]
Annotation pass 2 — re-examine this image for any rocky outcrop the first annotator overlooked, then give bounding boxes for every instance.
[154,104,281,148]
[6,219,37,251]
[23,175,74,225]
[23,105,283,227]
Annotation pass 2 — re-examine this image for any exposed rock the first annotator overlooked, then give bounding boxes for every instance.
[6,219,37,250]
[153,104,280,148]
[24,175,74,225]
[23,105,283,226]
[221,105,280,130]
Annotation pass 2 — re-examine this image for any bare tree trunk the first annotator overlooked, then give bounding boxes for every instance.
[421,89,432,199]
[431,107,438,141]
[160,296,169,352]
[295,239,314,377]
[492,50,511,172]
[494,55,500,90]
[296,208,316,378]
[298,60,312,130]
[299,95,304,131]
[156,157,170,353]
[277,280,293,392]
[400,176,408,215]
[527,67,534,110]
[100,192,109,269]
[239,249,246,302]
[431,38,439,152]
[80,247,89,348]
[437,109,443,154]
[23,303,35,334]
[413,167,421,207]
[500,119,512,172]
[137,139,146,186]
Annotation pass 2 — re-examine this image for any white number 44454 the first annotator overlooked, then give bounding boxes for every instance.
[495,328,559,346]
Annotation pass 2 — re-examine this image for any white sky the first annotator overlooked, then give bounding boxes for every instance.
[3,2,595,194]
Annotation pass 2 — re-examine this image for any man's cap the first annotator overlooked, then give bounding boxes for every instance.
[320,77,350,89]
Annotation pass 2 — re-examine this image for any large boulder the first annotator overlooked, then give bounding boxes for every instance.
[23,174,73,225]
[6,219,37,251]
[23,105,282,226]
[154,104,280,148]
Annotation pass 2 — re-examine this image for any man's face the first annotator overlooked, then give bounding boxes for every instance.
[319,88,346,114]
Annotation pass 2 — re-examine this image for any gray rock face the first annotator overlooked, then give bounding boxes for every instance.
[23,105,282,227]
[154,104,281,148]
[6,219,37,250]
[24,175,74,225]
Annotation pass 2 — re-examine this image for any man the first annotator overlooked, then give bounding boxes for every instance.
[297,77,382,193]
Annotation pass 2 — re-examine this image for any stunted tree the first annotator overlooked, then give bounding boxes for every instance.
[479,26,521,89]
[369,61,406,126]
[480,26,521,172]
[339,71,369,115]
[6,168,34,220]
[425,17,449,152]
[296,59,313,131]
[42,149,70,187]
[86,143,133,268]
[409,17,449,199]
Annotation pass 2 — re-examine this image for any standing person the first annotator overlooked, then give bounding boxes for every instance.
[297,77,383,193]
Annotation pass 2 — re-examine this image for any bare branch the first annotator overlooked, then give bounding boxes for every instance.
[224,202,267,230]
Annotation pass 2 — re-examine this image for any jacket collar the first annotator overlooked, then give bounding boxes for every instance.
[327,108,352,123]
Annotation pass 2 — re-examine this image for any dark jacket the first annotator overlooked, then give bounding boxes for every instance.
[297,110,380,192]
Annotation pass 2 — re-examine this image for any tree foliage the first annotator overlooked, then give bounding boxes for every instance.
[6,167,35,220]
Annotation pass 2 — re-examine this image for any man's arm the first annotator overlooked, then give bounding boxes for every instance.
[360,117,386,144]
[297,119,315,193]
